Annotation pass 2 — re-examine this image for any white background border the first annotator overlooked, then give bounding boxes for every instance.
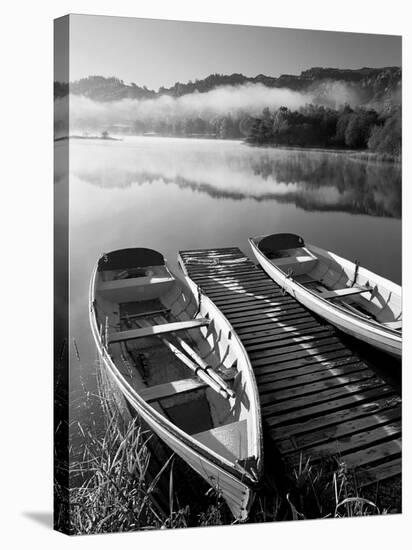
[0,0,410,548]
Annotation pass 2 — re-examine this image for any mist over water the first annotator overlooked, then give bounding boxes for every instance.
[55,81,361,135]
[71,137,401,219]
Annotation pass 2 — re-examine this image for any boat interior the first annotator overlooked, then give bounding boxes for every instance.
[93,248,257,468]
[255,233,402,331]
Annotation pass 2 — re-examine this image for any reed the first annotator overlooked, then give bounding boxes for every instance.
[60,368,227,534]
[56,367,392,534]
[283,455,389,520]
[64,411,231,534]
[349,151,402,163]
[68,415,169,533]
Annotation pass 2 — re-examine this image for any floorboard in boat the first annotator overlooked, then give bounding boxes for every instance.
[179,247,402,488]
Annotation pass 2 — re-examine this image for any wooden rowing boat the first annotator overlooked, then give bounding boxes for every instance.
[89,247,263,521]
[249,233,402,358]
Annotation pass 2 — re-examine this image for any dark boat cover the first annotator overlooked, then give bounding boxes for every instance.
[258,233,305,255]
[98,248,165,271]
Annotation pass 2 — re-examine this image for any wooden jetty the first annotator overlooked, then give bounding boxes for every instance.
[178,247,402,488]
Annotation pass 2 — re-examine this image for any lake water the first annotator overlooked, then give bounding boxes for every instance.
[57,136,401,434]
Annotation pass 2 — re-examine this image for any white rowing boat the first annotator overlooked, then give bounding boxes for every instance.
[249,233,401,358]
[89,247,263,521]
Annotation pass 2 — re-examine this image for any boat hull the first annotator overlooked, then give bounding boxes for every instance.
[249,238,402,359]
[89,257,261,521]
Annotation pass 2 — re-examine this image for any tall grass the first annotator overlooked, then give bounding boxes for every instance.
[66,409,232,534]
[284,455,388,520]
[61,368,228,534]
[56,367,392,534]
[69,417,171,534]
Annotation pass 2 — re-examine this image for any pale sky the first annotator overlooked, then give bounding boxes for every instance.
[61,14,401,89]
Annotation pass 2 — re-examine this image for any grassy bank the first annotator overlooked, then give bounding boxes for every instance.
[55,367,398,535]
[245,142,401,163]
[59,397,231,534]
[348,151,401,164]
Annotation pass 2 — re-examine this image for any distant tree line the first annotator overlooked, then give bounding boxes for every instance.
[97,103,401,158]
[133,113,255,139]
[54,67,401,103]
[65,76,156,101]
[246,105,401,157]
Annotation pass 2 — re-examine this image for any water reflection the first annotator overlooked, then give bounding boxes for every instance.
[71,137,401,218]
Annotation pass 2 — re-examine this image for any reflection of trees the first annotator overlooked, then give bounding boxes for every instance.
[74,147,401,219]
[77,166,400,219]
[249,151,401,218]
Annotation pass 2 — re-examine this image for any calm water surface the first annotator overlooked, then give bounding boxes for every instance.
[59,136,401,430]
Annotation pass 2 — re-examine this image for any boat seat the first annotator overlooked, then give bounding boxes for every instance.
[109,318,211,343]
[120,308,170,321]
[272,255,315,266]
[98,276,174,292]
[319,286,372,300]
[271,255,318,276]
[97,275,175,303]
[140,377,207,402]
[193,419,248,462]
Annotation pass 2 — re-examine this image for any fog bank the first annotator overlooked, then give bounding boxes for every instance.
[55,81,360,135]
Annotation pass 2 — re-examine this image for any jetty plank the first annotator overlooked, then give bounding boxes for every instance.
[233,309,308,328]
[355,458,402,486]
[258,362,369,392]
[235,312,314,332]
[262,377,386,414]
[244,327,334,351]
[329,437,402,469]
[278,406,401,455]
[221,298,295,315]
[240,320,324,340]
[206,283,279,297]
[253,350,354,375]
[265,386,394,428]
[256,357,363,383]
[212,291,285,305]
[286,422,401,467]
[259,371,378,405]
[270,395,401,442]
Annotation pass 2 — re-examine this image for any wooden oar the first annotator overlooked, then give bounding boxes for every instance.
[174,335,236,399]
[136,319,230,400]
[154,316,236,398]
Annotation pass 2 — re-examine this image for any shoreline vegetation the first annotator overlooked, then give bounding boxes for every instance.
[245,105,401,163]
[55,364,400,535]
[246,143,401,164]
